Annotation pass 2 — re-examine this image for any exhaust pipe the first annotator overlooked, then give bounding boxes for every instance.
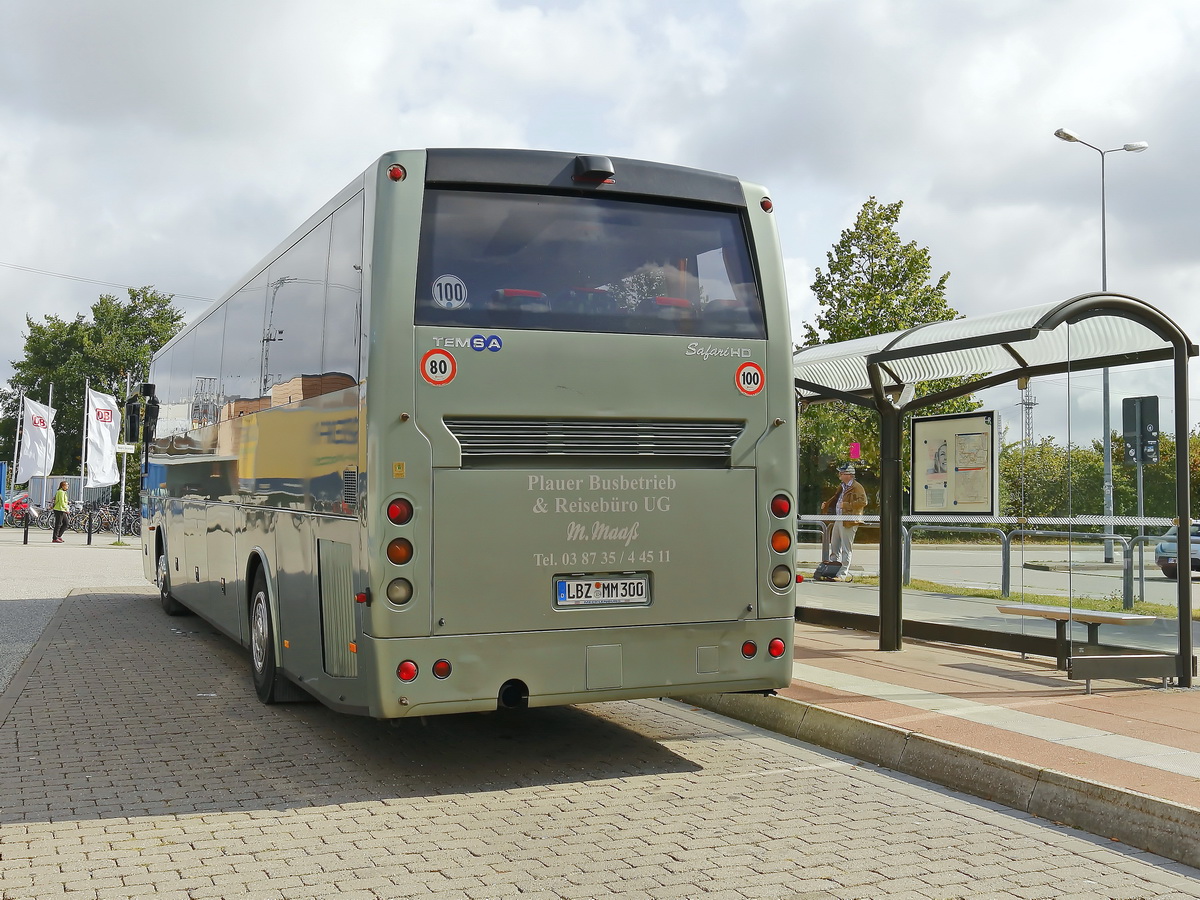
[497,679,529,710]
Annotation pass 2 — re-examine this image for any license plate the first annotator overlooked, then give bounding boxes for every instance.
[555,573,650,607]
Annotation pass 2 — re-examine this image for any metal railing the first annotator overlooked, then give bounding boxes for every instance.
[901,526,1135,608]
[798,516,1152,609]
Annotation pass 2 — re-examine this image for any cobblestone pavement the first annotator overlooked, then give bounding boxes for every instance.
[1,590,1199,899]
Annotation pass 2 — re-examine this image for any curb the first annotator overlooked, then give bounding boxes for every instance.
[679,691,1200,870]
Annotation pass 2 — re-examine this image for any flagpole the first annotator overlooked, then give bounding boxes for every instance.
[117,374,130,541]
[81,379,90,494]
[11,393,24,493]
[41,384,52,507]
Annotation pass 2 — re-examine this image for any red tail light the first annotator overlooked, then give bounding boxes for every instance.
[770,494,791,517]
[387,498,413,525]
[397,661,418,682]
[432,659,452,679]
[741,641,757,659]
[768,639,787,658]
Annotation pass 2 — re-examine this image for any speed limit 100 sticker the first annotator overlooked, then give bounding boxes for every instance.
[734,361,765,396]
[420,348,457,386]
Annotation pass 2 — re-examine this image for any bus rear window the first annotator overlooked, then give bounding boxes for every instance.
[414,189,766,339]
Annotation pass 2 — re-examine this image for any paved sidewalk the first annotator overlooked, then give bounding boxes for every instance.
[0,523,142,695]
[2,524,1199,890]
[691,584,1200,870]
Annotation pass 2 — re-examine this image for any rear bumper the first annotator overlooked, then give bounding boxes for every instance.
[356,618,794,718]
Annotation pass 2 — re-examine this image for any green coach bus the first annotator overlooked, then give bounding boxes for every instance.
[139,148,796,718]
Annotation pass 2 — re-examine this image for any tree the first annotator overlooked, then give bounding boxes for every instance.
[798,198,977,514]
[998,428,1200,533]
[1,287,185,484]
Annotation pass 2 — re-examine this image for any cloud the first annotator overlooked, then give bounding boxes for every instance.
[1,0,1198,433]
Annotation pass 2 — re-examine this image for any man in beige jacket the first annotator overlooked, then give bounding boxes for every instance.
[821,462,867,574]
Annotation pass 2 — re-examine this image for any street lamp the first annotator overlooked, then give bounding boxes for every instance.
[1054,127,1148,562]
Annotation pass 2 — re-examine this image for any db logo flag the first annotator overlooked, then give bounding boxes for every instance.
[85,388,122,488]
[15,398,57,485]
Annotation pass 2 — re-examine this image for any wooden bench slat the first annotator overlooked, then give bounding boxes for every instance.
[996,603,1155,625]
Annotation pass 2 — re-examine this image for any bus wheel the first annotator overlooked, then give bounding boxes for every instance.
[250,572,280,703]
[157,551,187,616]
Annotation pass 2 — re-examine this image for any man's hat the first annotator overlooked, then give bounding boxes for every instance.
[837,463,856,475]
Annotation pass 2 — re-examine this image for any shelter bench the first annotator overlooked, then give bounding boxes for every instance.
[995,603,1156,671]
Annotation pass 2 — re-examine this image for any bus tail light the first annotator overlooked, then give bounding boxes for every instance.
[387,164,406,182]
[741,641,757,659]
[387,498,413,525]
[397,661,418,682]
[768,639,787,658]
[770,530,792,553]
[770,565,792,589]
[432,659,452,679]
[387,538,414,565]
[386,578,413,605]
[770,494,791,518]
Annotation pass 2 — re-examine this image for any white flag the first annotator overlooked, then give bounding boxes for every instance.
[15,398,57,485]
[85,388,122,488]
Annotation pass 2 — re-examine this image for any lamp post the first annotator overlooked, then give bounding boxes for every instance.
[1054,127,1148,562]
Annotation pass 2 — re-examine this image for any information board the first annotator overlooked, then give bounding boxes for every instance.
[910,411,1000,516]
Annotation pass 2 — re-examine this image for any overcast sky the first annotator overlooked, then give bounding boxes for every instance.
[2,0,1197,445]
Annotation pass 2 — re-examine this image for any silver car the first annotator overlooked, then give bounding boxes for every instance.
[1153,523,1200,579]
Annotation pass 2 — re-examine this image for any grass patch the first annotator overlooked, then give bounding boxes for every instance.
[852,575,1199,621]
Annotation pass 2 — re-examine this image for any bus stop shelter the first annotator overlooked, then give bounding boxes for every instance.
[792,292,1197,687]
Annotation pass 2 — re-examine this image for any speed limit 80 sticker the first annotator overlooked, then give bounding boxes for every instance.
[420,348,457,386]
[734,361,765,396]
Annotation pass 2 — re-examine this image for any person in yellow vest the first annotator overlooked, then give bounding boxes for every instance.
[821,463,867,574]
[52,481,69,543]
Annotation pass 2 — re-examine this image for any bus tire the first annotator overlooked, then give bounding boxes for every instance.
[250,571,281,703]
[157,550,188,616]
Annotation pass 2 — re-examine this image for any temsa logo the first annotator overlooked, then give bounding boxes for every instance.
[31,415,47,427]
[95,409,113,423]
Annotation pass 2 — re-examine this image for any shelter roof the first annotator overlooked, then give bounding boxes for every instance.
[792,293,1197,405]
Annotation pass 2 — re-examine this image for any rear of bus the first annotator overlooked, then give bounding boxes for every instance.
[360,149,796,717]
